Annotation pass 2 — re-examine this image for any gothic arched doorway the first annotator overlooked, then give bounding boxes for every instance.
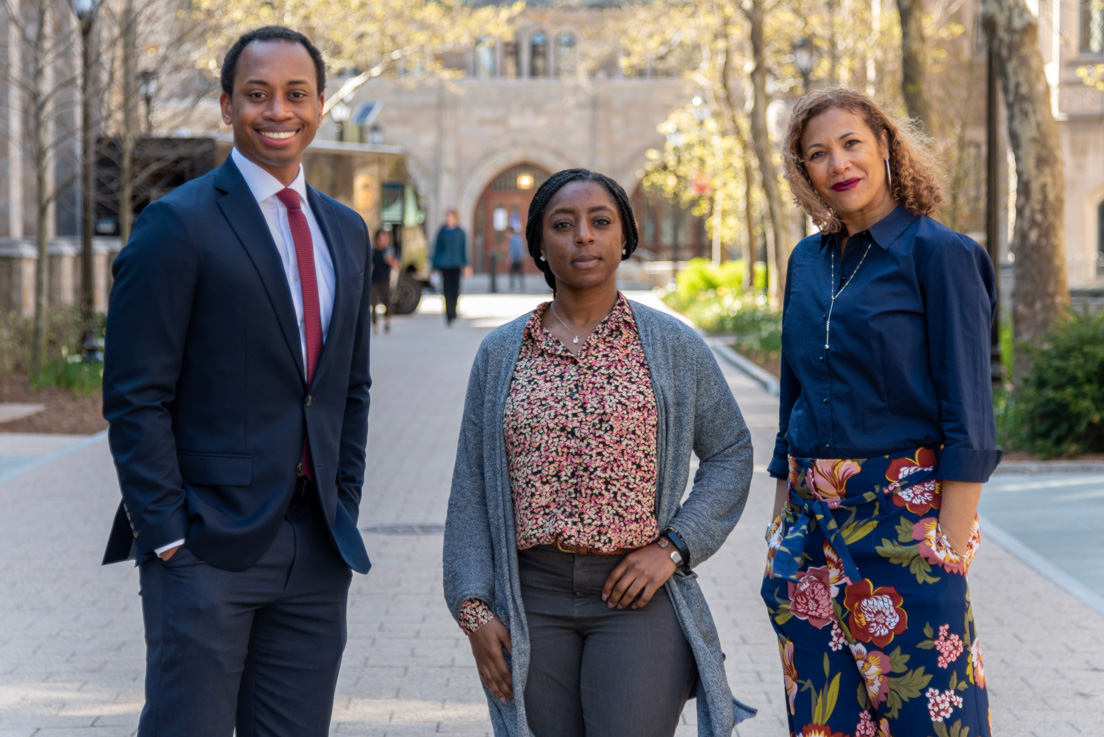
[473,163,551,274]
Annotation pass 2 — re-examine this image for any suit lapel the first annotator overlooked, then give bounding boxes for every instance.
[214,159,307,381]
[307,185,346,388]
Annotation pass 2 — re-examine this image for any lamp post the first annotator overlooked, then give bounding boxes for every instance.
[793,38,815,94]
[331,100,351,142]
[139,68,158,136]
[71,0,102,361]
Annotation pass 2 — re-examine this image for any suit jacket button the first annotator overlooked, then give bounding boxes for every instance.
[296,462,303,476]
[305,395,312,407]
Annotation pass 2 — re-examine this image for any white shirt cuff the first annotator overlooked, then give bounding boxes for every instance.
[154,539,185,556]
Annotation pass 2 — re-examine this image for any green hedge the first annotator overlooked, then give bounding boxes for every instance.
[660,259,781,358]
[1007,309,1104,458]
[0,306,105,395]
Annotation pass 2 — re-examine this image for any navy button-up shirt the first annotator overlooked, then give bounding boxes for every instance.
[769,206,1003,483]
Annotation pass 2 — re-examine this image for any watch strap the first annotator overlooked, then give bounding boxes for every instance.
[662,527,691,571]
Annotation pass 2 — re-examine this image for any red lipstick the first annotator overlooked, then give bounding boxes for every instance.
[832,178,860,192]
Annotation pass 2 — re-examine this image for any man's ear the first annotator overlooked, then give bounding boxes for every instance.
[219,91,232,126]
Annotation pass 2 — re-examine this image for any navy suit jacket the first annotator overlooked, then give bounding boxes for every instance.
[102,157,372,574]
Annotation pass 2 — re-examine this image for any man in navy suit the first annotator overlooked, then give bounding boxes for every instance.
[102,26,372,736]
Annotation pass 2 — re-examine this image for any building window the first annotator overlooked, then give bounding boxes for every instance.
[475,37,496,78]
[502,40,519,77]
[556,33,577,77]
[1083,0,1104,53]
[530,32,549,77]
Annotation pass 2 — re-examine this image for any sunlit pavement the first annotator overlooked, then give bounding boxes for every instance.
[1,282,1102,736]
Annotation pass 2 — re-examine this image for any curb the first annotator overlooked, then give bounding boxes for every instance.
[706,338,780,397]
[0,430,108,487]
[979,515,1104,618]
[991,460,1104,474]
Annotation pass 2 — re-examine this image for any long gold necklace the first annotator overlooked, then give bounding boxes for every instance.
[824,243,872,351]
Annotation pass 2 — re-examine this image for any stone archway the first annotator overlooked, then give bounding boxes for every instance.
[455,141,577,242]
[471,163,553,274]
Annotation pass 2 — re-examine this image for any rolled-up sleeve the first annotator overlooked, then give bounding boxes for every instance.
[922,235,1004,482]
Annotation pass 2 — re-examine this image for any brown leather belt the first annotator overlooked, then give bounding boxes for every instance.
[553,539,628,556]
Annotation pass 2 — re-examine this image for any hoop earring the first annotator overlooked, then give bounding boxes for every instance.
[884,159,892,191]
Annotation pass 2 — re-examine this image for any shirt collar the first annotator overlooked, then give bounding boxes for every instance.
[818,204,916,252]
[231,148,308,207]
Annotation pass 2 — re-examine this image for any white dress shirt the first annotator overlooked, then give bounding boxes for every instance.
[154,149,337,558]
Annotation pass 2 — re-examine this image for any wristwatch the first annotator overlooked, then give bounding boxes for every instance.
[659,527,691,571]
[657,535,683,567]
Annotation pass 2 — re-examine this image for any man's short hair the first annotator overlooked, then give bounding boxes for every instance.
[221,26,326,97]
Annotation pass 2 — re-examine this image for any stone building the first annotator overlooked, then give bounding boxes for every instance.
[316,0,709,277]
[1050,0,1104,286]
[3,0,1102,319]
[0,3,92,316]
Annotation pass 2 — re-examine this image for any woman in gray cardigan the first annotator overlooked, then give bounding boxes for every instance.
[443,169,756,736]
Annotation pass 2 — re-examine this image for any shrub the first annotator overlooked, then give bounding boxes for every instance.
[1012,308,1104,458]
[660,259,782,360]
[0,306,106,392]
[32,356,104,398]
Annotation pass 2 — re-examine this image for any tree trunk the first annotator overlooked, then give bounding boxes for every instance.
[741,156,756,290]
[897,0,933,131]
[30,3,48,379]
[981,0,1068,380]
[119,0,137,246]
[713,2,759,291]
[745,0,788,303]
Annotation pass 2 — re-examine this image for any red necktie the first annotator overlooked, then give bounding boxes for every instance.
[276,188,322,480]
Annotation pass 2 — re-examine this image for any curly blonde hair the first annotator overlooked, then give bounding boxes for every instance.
[783,88,943,233]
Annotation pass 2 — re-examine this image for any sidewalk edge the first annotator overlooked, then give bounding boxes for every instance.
[0,430,108,487]
[979,514,1104,618]
[707,338,781,397]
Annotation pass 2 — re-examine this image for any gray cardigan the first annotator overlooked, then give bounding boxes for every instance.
[442,300,757,736]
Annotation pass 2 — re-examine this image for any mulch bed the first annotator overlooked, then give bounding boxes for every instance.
[0,372,108,435]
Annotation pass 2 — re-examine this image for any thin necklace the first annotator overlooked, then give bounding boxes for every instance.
[549,302,582,345]
[825,243,872,350]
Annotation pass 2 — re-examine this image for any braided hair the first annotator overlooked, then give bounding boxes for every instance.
[525,169,640,293]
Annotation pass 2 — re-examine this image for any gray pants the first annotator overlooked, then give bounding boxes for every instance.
[519,546,698,737]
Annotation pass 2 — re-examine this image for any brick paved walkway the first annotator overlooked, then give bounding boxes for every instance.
[1,289,1101,736]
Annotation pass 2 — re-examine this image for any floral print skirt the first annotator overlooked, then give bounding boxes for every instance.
[761,449,990,737]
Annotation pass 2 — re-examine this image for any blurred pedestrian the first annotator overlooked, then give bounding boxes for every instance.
[443,168,757,737]
[762,88,1002,737]
[507,225,525,292]
[432,208,468,325]
[371,228,398,334]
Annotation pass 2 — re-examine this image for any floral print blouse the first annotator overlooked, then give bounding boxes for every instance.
[459,294,660,634]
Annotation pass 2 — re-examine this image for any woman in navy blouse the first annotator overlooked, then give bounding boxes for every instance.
[761,88,1002,737]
